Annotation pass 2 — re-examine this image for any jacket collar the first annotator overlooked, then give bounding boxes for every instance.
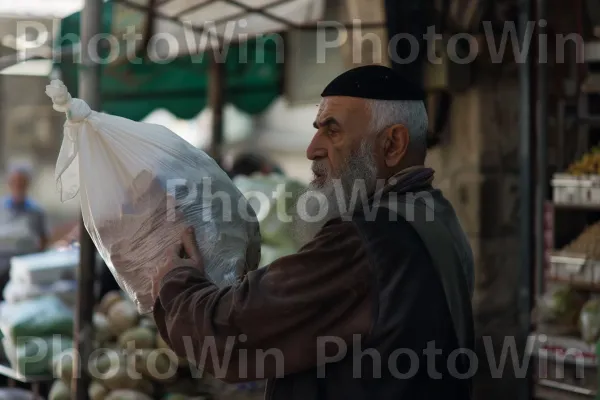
[379,166,435,196]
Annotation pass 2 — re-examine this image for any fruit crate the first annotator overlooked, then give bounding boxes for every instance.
[552,174,600,206]
[549,254,600,285]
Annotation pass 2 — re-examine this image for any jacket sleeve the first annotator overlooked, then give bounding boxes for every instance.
[153,219,372,382]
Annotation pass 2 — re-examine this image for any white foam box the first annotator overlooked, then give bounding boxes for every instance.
[9,249,79,285]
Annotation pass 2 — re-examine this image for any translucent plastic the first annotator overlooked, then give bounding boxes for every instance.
[46,80,261,314]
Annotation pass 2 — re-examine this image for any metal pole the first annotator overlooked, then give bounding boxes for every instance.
[209,50,225,165]
[535,0,547,301]
[73,0,102,398]
[518,0,533,397]
[384,0,426,88]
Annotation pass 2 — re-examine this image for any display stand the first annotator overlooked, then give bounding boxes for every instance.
[531,39,600,399]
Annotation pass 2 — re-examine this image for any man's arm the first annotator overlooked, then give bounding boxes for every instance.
[153,219,372,382]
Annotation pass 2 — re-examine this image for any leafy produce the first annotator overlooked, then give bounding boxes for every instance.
[259,245,296,268]
[580,297,600,343]
[233,173,306,249]
[536,286,586,328]
[567,147,600,175]
[0,295,73,341]
[3,335,73,376]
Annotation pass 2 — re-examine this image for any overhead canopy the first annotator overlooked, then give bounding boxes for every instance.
[55,0,325,121]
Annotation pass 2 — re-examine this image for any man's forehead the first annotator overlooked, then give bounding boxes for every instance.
[316,96,368,122]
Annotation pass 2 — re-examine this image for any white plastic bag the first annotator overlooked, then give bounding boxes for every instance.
[46,80,261,314]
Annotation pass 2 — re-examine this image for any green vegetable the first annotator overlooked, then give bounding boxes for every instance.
[580,298,600,343]
[49,380,70,400]
[234,174,306,249]
[259,245,296,268]
[8,335,73,376]
[0,296,73,342]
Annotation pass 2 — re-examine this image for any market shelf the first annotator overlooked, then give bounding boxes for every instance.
[546,277,600,292]
[553,202,600,211]
[535,381,595,399]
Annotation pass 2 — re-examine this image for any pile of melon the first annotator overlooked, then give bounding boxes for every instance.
[48,291,212,400]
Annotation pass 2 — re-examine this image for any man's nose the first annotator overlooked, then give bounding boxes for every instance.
[306,134,327,160]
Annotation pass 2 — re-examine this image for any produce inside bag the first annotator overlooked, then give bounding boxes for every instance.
[46,80,261,314]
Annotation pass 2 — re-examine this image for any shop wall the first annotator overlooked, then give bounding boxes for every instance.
[426,74,522,399]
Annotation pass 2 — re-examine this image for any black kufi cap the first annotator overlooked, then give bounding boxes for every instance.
[321,65,425,101]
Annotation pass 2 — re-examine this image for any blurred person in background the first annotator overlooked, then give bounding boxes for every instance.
[0,165,48,299]
[229,152,284,177]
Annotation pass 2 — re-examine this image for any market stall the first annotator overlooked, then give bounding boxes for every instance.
[530,37,600,398]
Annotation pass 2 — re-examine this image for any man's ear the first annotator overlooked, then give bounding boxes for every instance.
[383,124,409,167]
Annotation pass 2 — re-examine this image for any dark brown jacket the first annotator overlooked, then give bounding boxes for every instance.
[154,169,474,400]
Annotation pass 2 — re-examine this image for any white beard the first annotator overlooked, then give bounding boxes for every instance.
[291,139,379,246]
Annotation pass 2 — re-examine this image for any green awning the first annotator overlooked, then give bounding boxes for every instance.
[56,1,283,121]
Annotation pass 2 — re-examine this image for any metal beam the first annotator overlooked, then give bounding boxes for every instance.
[72,0,102,398]
[517,0,533,397]
[534,0,547,305]
[209,50,225,164]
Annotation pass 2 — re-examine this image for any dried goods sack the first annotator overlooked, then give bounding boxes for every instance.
[46,80,261,314]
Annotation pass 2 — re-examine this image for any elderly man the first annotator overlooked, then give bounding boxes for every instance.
[152,65,474,399]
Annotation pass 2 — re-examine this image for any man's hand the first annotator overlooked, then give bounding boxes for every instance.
[151,226,204,301]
